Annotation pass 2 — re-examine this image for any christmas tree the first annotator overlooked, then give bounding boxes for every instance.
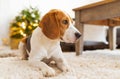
[10,7,40,39]
[9,7,40,49]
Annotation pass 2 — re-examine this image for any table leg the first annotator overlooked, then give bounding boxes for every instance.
[75,11,84,55]
[75,27,84,55]
[108,27,116,50]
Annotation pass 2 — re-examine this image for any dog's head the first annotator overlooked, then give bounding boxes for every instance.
[39,9,81,43]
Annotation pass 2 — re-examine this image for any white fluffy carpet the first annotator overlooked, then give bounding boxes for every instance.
[0,46,120,79]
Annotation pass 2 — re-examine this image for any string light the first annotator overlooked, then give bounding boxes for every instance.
[20,30,26,37]
[21,22,26,29]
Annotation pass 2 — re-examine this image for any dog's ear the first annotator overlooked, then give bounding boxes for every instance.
[39,11,60,39]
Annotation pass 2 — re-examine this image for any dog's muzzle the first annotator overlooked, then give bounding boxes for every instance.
[75,32,81,39]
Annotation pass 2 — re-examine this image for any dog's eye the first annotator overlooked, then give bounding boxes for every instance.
[62,20,68,25]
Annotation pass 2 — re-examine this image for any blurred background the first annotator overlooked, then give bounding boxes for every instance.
[0,0,102,45]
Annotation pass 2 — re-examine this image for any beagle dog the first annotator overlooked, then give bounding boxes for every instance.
[18,9,81,77]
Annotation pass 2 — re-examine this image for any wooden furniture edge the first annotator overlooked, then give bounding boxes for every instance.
[73,0,115,11]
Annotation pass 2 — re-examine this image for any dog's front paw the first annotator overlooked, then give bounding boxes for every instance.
[57,63,70,72]
[41,67,55,77]
[61,65,71,72]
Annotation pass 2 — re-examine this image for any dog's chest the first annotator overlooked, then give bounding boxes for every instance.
[40,40,59,58]
[28,27,60,59]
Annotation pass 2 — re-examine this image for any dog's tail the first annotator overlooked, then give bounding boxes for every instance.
[17,40,28,60]
[0,38,28,60]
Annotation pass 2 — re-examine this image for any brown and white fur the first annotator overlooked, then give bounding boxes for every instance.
[17,9,81,77]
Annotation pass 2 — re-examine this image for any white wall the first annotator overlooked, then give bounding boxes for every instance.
[0,0,102,45]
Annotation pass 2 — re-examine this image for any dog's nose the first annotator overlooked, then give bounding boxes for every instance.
[75,32,81,39]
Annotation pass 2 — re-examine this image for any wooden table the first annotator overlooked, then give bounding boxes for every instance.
[73,0,120,55]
